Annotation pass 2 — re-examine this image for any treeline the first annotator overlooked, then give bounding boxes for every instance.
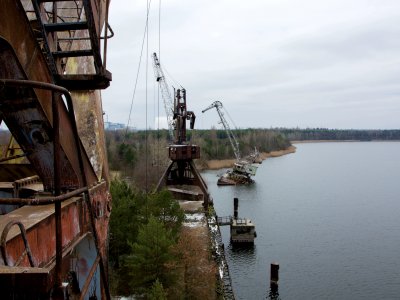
[277,128,400,141]
[105,128,291,187]
[194,128,291,160]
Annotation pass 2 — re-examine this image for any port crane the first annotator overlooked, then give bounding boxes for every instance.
[152,53,209,206]
[202,101,241,161]
[202,101,258,184]
[155,88,210,208]
[152,52,175,142]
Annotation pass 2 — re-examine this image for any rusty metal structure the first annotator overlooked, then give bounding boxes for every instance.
[156,88,210,209]
[0,0,112,298]
[152,53,175,142]
[202,101,258,185]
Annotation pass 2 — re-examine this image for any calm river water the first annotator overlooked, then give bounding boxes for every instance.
[202,142,400,300]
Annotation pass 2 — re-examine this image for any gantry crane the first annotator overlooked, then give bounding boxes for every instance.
[152,52,175,141]
[152,54,209,206]
[202,101,258,184]
[156,88,210,208]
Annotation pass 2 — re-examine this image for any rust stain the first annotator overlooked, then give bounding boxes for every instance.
[0,0,112,296]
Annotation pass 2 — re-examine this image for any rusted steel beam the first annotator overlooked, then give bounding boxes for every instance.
[37,0,77,2]
[83,0,103,73]
[52,49,93,58]
[103,0,111,69]
[54,73,112,90]
[0,153,28,163]
[30,0,58,75]
[0,76,98,189]
[44,21,88,32]
[0,79,69,100]
[52,88,63,289]
[79,255,100,300]
[0,187,88,205]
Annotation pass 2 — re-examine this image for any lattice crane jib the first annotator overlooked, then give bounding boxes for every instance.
[202,101,241,161]
[152,52,175,142]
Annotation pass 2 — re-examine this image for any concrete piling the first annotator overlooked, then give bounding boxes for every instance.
[270,262,279,287]
[233,197,238,219]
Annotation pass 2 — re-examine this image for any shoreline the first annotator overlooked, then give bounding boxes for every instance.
[291,139,400,144]
[201,145,297,170]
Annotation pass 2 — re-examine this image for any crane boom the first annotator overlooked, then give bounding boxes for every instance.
[152,52,174,141]
[202,101,241,161]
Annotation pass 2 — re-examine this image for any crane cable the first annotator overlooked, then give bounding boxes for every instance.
[123,0,153,142]
[156,0,161,171]
[145,0,150,193]
[163,65,183,90]
[224,105,239,131]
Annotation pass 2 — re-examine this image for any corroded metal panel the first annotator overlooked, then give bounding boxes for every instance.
[169,145,201,160]
[61,0,110,183]
[0,265,54,294]
[88,181,111,262]
[0,198,82,267]
[72,90,110,183]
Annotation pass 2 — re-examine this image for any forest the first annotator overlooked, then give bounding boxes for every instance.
[276,128,400,141]
[105,128,291,187]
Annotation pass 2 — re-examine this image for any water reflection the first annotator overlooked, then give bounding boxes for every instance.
[225,243,257,281]
[267,284,281,300]
[228,243,256,260]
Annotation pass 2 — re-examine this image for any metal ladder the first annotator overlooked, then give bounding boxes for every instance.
[28,0,112,90]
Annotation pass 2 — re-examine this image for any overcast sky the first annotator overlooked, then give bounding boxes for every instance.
[102,0,400,130]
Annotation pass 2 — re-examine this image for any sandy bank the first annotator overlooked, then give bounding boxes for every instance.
[203,145,296,170]
[291,140,400,144]
[291,140,355,144]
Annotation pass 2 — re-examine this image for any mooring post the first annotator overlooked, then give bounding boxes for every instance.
[233,197,239,219]
[270,262,279,287]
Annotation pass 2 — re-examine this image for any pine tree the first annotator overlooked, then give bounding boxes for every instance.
[148,279,167,300]
[125,216,177,292]
[145,190,185,239]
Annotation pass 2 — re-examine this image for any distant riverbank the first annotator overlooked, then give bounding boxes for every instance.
[291,139,400,144]
[200,145,296,170]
